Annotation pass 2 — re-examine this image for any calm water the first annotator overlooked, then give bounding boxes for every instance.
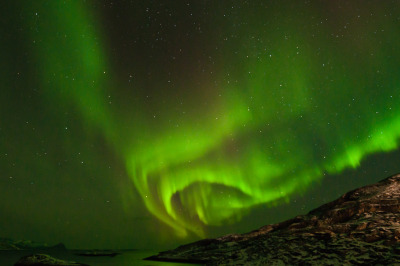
[0,250,199,266]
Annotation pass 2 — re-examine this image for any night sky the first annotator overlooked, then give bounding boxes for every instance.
[2,1,400,250]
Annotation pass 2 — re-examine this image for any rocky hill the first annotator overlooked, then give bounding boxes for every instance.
[147,173,400,265]
[0,238,65,251]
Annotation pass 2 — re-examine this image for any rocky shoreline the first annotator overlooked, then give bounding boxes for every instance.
[147,173,400,265]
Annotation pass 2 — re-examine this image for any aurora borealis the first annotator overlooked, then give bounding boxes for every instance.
[2,1,400,249]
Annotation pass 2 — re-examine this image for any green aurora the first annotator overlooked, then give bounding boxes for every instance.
[3,1,400,243]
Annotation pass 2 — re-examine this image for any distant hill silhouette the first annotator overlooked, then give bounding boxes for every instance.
[0,237,66,251]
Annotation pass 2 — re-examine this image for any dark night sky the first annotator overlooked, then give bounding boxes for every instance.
[1,1,400,249]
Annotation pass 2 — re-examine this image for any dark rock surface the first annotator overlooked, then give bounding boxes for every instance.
[14,254,88,266]
[147,173,400,265]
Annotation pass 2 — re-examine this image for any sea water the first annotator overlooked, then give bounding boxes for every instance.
[0,250,199,266]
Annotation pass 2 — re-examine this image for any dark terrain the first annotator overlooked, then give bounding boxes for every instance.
[147,173,400,265]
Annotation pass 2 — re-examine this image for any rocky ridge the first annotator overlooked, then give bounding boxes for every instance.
[147,173,400,265]
[14,254,88,266]
[0,238,66,251]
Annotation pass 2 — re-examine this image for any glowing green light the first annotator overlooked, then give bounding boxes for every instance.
[31,2,400,238]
